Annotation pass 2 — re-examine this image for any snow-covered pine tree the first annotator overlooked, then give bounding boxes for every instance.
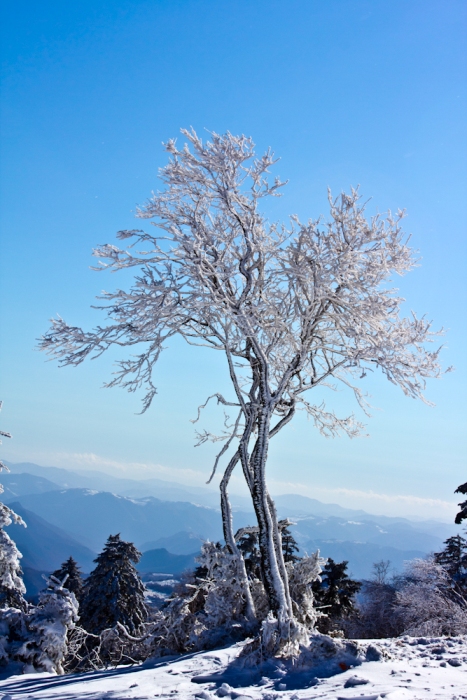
[0,401,27,611]
[19,575,79,674]
[51,557,83,601]
[312,558,361,633]
[80,534,148,636]
[0,511,26,611]
[434,534,467,595]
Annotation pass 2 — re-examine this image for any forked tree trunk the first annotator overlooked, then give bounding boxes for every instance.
[250,409,297,644]
[219,412,298,645]
[219,451,257,625]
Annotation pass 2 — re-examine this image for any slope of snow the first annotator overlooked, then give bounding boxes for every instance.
[1,636,466,699]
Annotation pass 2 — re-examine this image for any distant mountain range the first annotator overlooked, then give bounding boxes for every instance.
[1,461,458,593]
[2,462,229,509]
[7,502,96,572]
[8,487,254,552]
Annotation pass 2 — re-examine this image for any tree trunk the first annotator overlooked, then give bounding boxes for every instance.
[219,450,257,625]
[251,408,296,644]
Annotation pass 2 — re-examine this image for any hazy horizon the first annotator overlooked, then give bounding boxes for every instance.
[5,457,458,524]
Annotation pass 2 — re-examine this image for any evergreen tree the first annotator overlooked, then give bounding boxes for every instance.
[0,517,27,611]
[237,533,262,580]
[455,481,467,525]
[434,534,467,594]
[237,520,301,580]
[51,557,83,601]
[281,524,301,564]
[21,575,79,674]
[80,534,148,635]
[312,558,361,632]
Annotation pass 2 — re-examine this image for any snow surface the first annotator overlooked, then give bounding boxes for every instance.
[1,636,466,699]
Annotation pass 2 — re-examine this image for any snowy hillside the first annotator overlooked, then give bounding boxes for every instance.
[1,635,466,699]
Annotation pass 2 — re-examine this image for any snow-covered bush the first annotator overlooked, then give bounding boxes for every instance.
[0,606,28,673]
[0,403,81,676]
[146,542,254,656]
[18,575,79,674]
[346,556,467,640]
[394,558,467,637]
[287,551,325,628]
[146,543,325,659]
[0,576,79,675]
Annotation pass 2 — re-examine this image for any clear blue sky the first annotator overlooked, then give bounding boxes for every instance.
[1,0,466,520]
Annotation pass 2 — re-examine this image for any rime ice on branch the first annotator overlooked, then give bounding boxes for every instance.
[40,129,446,653]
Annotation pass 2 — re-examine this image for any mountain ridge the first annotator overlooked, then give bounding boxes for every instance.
[2,461,458,580]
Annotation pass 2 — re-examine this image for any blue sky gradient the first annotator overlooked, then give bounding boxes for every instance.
[1,0,466,519]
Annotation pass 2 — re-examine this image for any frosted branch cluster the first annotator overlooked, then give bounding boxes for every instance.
[40,130,443,444]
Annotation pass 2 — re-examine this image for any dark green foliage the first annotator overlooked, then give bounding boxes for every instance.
[281,524,300,564]
[455,482,467,525]
[0,580,27,611]
[51,557,83,600]
[237,533,262,579]
[434,534,467,594]
[80,534,148,635]
[237,521,301,580]
[312,558,361,633]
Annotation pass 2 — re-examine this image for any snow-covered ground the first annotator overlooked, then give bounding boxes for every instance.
[1,636,466,700]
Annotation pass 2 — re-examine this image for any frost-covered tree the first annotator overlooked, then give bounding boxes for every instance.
[394,557,467,637]
[80,535,147,636]
[19,575,79,674]
[40,130,446,652]
[51,557,83,601]
[0,401,27,611]
[1,575,78,675]
[0,406,78,675]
